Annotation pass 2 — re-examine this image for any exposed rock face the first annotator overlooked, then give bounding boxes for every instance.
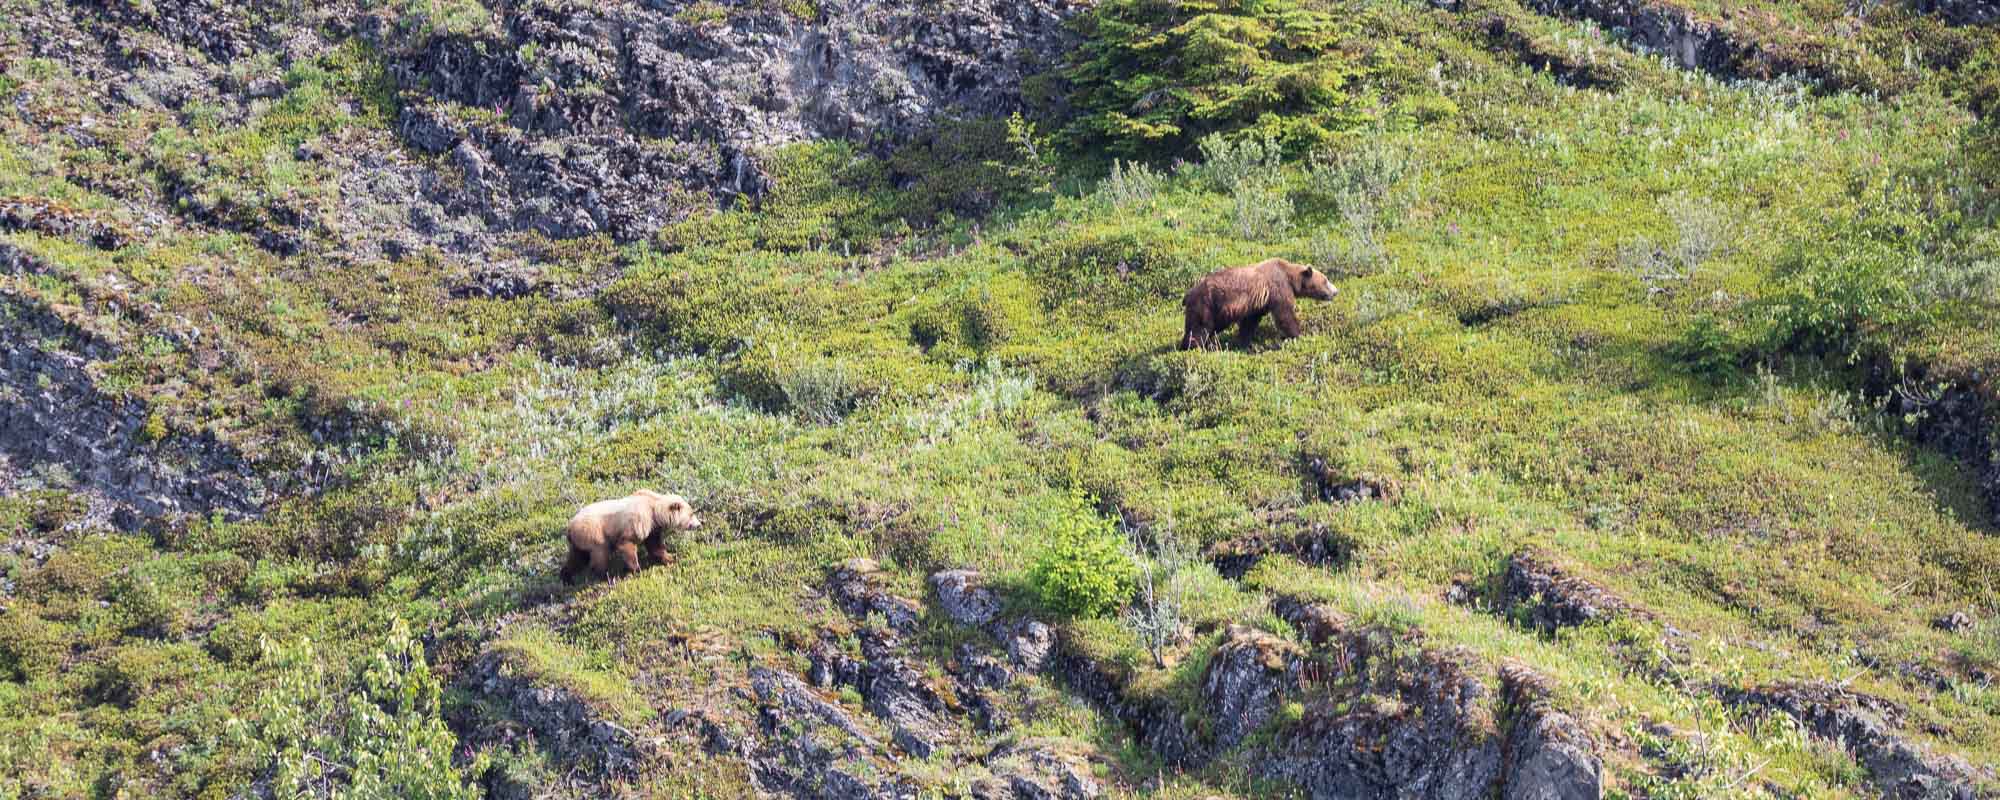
[1305,458,1398,504]
[1499,663,1603,800]
[984,742,1102,800]
[1727,682,1992,800]
[1208,521,1355,579]
[748,665,914,799]
[1203,625,1302,752]
[1261,655,1505,800]
[1263,597,1536,800]
[11,0,1081,268]
[1500,549,1634,633]
[460,650,645,780]
[0,289,262,529]
[829,558,925,632]
[1887,375,2000,526]
[1515,0,1844,88]
[933,568,1003,627]
[1912,0,2000,25]
[389,0,1084,243]
[1050,638,1210,768]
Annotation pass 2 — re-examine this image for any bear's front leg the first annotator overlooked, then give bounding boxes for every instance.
[615,542,642,579]
[1272,303,1303,338]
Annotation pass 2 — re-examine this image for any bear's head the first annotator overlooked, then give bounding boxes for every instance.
[635,489,703,531]
[1292,261,1338,301]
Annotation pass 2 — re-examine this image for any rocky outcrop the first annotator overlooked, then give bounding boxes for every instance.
[1305,458,1398,504]
[933,568,1004,628]
[1500,663,1603,800]
[1208,521,1356,579]
[1266,597,1604,800]
[1911,0,2000,25]
[1258,606,1506,800]
[0,198,130,250]
[0,289,262,529]
[1500,549,1635,633]
[1515,0,1846,88]
[459,650,645,780]
[982,741,1102,800]
[1203,625,1302,751]
[386,0,1083,243]
[1726,682,1994,800]
[829,558,924,632]
[747,665,916,799]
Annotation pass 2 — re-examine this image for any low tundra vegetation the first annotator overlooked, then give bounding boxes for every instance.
[2,0,1999,796]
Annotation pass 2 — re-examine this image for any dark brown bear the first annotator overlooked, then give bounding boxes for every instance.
[1180,258,1339,350]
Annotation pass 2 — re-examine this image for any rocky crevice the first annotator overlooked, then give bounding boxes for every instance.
[932,561,1605,800]
[1724,682,1997,799]
[456,649,647,784]
[1498,548,1642,634]
[384,0,1083,244]
[1910,0,2000,25]
[723,559,1099,799]
[1512,0,1848,88]
[0,287,263,529]
[1875,367,2000,527]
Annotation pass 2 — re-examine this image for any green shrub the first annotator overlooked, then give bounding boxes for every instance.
[1029,488,1137,618]
[1100,159,1168,207]
[1667,316,1749,381]
[229,618,485,800]
[1061,0,1369,159]
[885,117,1032,218]
[1195,131,1282,192]
[1765,233,1918,358]
[779,357,862,425]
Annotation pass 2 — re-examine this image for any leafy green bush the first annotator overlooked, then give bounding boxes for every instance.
[229,618,485,800]
[779,357,862,425]
[1100,159,1168,207]
[1667,316,1749,380]
[1195,131,1282,192]
[1765,233,1918,358]
[1030,488,1137,618]
[1062,0,1368,159]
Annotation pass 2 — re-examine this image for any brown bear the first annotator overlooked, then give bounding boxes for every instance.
[1180,257,1339,350]
[560,489,703,584]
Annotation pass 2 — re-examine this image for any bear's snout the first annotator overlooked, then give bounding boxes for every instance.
[688,515,703,529]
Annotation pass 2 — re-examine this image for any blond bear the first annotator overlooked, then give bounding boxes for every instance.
[560,490,703,584]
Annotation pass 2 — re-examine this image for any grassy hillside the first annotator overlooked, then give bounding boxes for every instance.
[2,0,1999,797]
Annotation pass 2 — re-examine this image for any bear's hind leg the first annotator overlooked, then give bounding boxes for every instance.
[560,545,590,585]
[1235,310,1268,347]
[615,542,642,579]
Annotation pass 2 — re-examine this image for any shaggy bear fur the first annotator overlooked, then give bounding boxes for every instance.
[1180,258,1339,350]
[560,489,703,584]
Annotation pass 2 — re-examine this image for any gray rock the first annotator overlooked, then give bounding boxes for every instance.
[1500,663,1602,800]
[1727,682,1992,800]
[1202,625,1302,752]
[990,743,1101,800]
[1501,549,1633,633]
[1911,0,2000,25]
[1000,618,1056,672]
[932,569,1002,627]
[0,289,263,529]
[828,558,923,633]
[461,650,644,780]
[1937,611,1978,634]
